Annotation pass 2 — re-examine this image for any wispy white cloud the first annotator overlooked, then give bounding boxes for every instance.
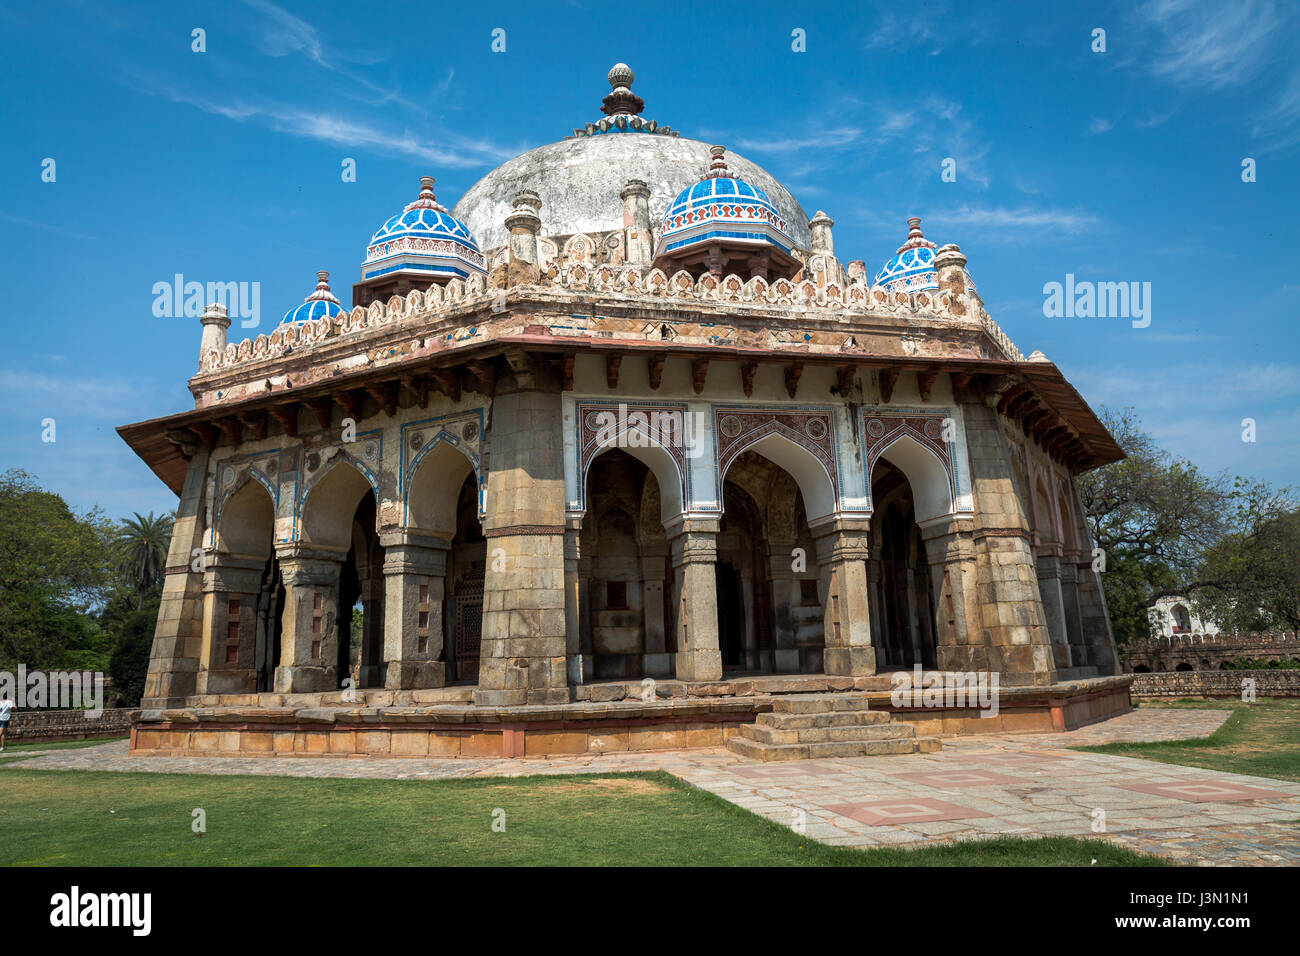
[1135,0,1284,91]
[928,205,1102,236]
[1132,0,1300,152]
[1088,117,1114,135]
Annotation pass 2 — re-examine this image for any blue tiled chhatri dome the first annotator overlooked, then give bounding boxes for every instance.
[873,217,977,294]
[660,146,795,257]
[281,271,344,325]
[363,177,486,282]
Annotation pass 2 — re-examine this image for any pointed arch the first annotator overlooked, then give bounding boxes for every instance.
[297,454,378,549]
[722,430,838,521]
[587,440,684,524]
[406,435,481,534]
[215,475,275,558]
[874,433,955,523]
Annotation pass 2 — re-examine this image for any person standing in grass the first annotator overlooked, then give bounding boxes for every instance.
[0,693,13,751]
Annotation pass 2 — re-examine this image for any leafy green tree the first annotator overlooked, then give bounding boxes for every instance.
[1194,488,1300,631]
[114,511,173,610]
[0,469,114,670]
[109,591,160,707]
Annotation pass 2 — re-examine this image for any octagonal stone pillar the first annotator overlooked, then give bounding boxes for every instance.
[667,517,721,682]
[812,519,876,677]
[274,546,344,694]
[380,530,449,690]
[196,554,266,696]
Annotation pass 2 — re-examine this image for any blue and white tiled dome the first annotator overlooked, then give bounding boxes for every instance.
[281,271,344,324]
[660,146,795,257]
[362,177,486,282]
[873,217,977,294]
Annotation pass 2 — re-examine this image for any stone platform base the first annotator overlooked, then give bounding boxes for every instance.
[131,673,1133,759]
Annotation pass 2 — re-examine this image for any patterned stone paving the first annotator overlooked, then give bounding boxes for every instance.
[5,707,1297,865]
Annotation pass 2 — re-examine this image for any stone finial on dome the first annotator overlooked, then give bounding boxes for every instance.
[407,176,446,211]
[900,216,934,251]
[304,270,341,305]
[703,145,730,179]
[601,62,645,116]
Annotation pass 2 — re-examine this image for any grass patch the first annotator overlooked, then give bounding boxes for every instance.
[0,768,1165,867]
[1076,698,1300,781]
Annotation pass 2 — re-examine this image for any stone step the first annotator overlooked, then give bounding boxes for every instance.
[770,693,876,714]
[756,709,893,730]
[738,721,916,746]
[726,735,941,762]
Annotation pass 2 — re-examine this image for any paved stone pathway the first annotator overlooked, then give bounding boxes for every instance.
[7,707,1298,866]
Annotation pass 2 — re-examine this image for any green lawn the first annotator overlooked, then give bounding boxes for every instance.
[0,767,1164,866]
[1075,698,1300,781]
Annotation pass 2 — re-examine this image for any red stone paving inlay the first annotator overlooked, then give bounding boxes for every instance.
[822,797,992,826]
[1119,780,1298,804]
[889,769,1023,787]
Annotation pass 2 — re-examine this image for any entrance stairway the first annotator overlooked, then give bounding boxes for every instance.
[726,693,941,761]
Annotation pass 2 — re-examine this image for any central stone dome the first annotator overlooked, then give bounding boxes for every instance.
[453,67,810,252]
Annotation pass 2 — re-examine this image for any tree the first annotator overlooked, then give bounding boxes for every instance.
[109,591,160,707]
[114,512,173,610]
[0,469,114,670]
[1076,407,1232,591]
[1194,487,1300,632]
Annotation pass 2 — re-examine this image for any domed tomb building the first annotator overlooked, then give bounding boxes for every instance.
[120,66,1130,758]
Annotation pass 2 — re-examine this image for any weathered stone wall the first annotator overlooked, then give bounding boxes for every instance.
[1122,632,1300,672]
[1130,670,1300,698]
[5,708,139,743]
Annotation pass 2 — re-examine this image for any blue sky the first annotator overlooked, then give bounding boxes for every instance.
[1,0,1297,519]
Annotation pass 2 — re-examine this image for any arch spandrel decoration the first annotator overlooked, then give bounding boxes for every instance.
[861,409,959,520]
[713,406,840,519]
[400,410,487,522]
[576,401,690,518]
[292,449,380,543]
[210,453,281,550]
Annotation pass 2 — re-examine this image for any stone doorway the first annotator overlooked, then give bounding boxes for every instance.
[870,460,938,669]
[447,472,486,684]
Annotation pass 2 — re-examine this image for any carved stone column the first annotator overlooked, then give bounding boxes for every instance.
[196,554,265,695]
[766,536,800,673]
[1035,554,1073,669]
[380,531,448,690]
[920,520,985,672]
[564,518,584,685]
[274,546,344,693]
[1059,560,1088,668]
[813,520,876,676]
[640,544,671,677]
[668,517,721,682]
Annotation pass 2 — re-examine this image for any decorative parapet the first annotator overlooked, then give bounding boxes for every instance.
[202,266,1022,375]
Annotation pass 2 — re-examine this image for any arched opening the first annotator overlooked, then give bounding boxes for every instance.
[338,492,384,688]
[1171,604,1192,633]
[299,458,382,690]
[868,459,937,669]
[446,472,486,683]
[718,449,823,675]
[1132,664,1151,673]
[579,449,672,679]
[1175,662,1194,672]
[214,478,283,693]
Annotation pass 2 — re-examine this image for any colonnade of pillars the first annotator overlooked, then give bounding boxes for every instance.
[194,522,1110,696]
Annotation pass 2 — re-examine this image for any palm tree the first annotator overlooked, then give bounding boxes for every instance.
[115,512,174,609]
